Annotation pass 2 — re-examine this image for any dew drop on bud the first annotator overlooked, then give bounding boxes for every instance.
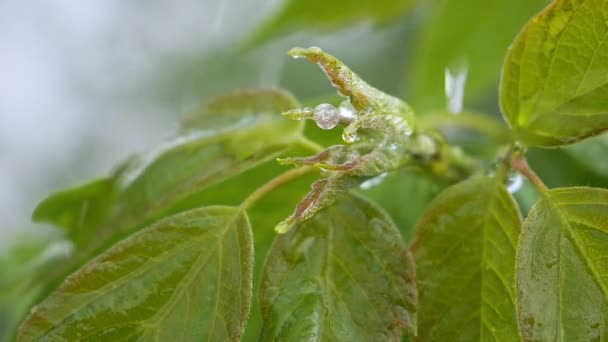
[313,103,339,130]
[342,130,359,143]
[338,100,356,124]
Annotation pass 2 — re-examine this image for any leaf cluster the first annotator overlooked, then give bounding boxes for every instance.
[5,0,608,341]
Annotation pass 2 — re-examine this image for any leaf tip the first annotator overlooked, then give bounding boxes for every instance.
[274,218,294,234]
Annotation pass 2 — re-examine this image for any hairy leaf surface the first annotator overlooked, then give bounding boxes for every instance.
[500,0,608,146]
[412,177,521,340]
[259,194,416,341]
[18,206,253,341]
[516,187,608,341]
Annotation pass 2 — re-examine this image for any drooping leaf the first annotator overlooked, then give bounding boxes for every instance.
[18,206,254,341]
[246,0,417,48]
[259,194,417,340]
[412,176,521,340]
[32,178,117,246]
[516,187,608,341]
[500,0,608,146]
[409,0,547,110]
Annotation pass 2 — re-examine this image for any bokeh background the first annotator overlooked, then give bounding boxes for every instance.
[0,0,421,246]
[4,0,608,339]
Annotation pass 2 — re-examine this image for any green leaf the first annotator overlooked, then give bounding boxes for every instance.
[409,0,547,110]
[412,176,521,340]
[32,177,117,246]
[18,206,254,341]
[246,0,417,48]
[516,187,608,340]
[91,88,302,248]
[360,170,448,241]
[259,194,417,340]
[500,0,608,146]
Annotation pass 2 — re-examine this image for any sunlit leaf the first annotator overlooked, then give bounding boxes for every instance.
[246,0,417,48]
[500,0,608,146]
[516,187,608,341]
[18,206,253,341]
[32,178,117,246]
[259,194,417,340]
[409,0,547,110]
[412,176,521,340]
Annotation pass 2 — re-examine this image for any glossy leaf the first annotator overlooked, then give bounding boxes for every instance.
[259,194,417,340]
[246,0,417,48]
[18,206,253,341]
[412,177,521,340]
[409,0,547,110]
[81,88,302,249]
[500,0,608,146]
[32,178,117,246]
[516,187,608,340]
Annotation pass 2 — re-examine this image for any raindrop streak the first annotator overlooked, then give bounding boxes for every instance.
[360,172,388,190]
[445,63,468,114]
[507,173,523,194]
[212,0,228,34]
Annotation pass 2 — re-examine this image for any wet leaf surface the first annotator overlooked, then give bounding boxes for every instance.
[18,206,253,341]
[412,177,521,341]
[500,0,608,146]
[259,194,416,341]
[516,187,608,341]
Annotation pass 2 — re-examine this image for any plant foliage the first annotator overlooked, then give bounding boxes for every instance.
[5,0,608,341]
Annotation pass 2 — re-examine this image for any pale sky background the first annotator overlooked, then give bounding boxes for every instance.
[0,0,409,247]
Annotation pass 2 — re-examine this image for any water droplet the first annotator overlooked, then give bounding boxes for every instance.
[445,61,468,114]
[313,103,339,130]
[303,107,313,115]
[338,100,356,124]
[342,130,359,143]
[360,173,388,190]
[507,173,523,193]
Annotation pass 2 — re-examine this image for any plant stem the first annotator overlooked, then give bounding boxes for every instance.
[510,154,549,193]
[241,166,315,210]
[297,136,325,153]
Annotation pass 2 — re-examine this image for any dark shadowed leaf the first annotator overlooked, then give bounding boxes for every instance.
[259,194,417,341]
[409,0,546,110]
[18,206,253,341]
[32,178,117,246]
[246,0,417,48]
[412,176,521,340]
[500,0,608,146]
[516,187,608,341]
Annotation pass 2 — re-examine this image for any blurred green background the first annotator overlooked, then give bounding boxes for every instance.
[3,0,608,340]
